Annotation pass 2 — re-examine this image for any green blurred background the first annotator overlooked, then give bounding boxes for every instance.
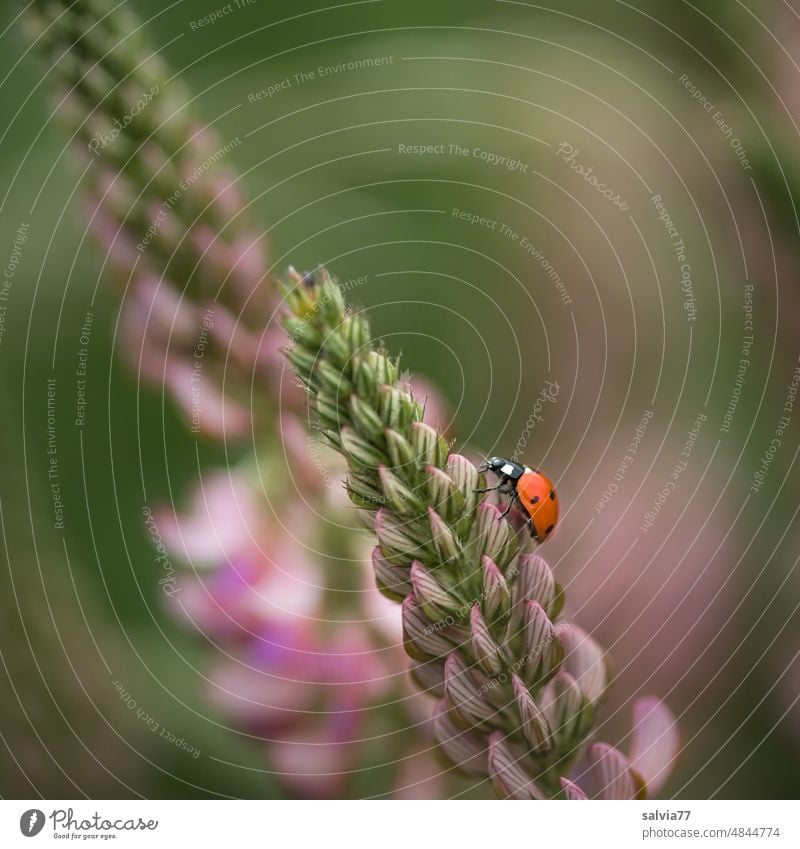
[2,0,800,798]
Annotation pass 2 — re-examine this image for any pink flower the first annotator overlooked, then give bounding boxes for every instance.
[570,697,680,799]
[154,472,258,567]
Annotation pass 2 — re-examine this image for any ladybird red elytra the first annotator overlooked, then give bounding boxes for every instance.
[477,457,559,543]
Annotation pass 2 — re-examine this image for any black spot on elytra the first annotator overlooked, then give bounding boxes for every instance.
[549,490,556,500]
[531,495,540,504]
[545,523,555,536]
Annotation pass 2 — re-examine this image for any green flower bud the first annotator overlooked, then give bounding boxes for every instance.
[428,507,460,564]
[375,508,421,565]
[385,428,416,470]
[340,426,384,470]
[426,466,464,523]
[475,503,514,567]
[411,561,460,621]
[349,395,386,442]
[379,466,422,516]
[402,594,454,661]
[410,421,441,467]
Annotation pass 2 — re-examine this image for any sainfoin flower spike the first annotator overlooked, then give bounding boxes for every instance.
[282,268,681,798]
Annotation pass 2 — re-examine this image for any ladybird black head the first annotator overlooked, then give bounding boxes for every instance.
[479,457,508,474]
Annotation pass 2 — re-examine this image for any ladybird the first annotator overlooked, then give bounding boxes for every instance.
[477,457,559,543]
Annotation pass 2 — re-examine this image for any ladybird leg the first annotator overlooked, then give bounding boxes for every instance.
[474,484,502,494]
[498,489,516,517]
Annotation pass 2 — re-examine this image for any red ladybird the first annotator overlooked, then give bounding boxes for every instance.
[477,457,559,543]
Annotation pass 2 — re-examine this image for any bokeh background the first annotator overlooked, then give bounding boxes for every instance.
[1,0,800,798]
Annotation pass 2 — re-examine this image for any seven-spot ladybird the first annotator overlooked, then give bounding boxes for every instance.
[477,457,559,543]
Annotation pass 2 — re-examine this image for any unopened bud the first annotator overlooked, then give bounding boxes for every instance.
[426,466,464,523]
[444,652,496,726]
[475,503,513,566]
[372,547,411,601]
[470,605,505,676]
[512,674,552,754]
[428,507,460,563]
[482,556,511,623]
[410,561,460,621]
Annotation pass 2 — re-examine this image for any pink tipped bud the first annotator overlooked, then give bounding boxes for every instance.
[401,594,453,661]
[428,507,459,563]
[371,547,411,601]
[511,553,560,618]
[444,652,497,727]
[482,556,511,623]
[512,674,552,754]
[487,731,545,799]
[521,601,563,687]
[446,454,480,515]
[374,508,419,565]
[475,503,513,567]
[432,699,489,776]
[469,605,505,676]
[410,561,459,621]
[426,466,463,522]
